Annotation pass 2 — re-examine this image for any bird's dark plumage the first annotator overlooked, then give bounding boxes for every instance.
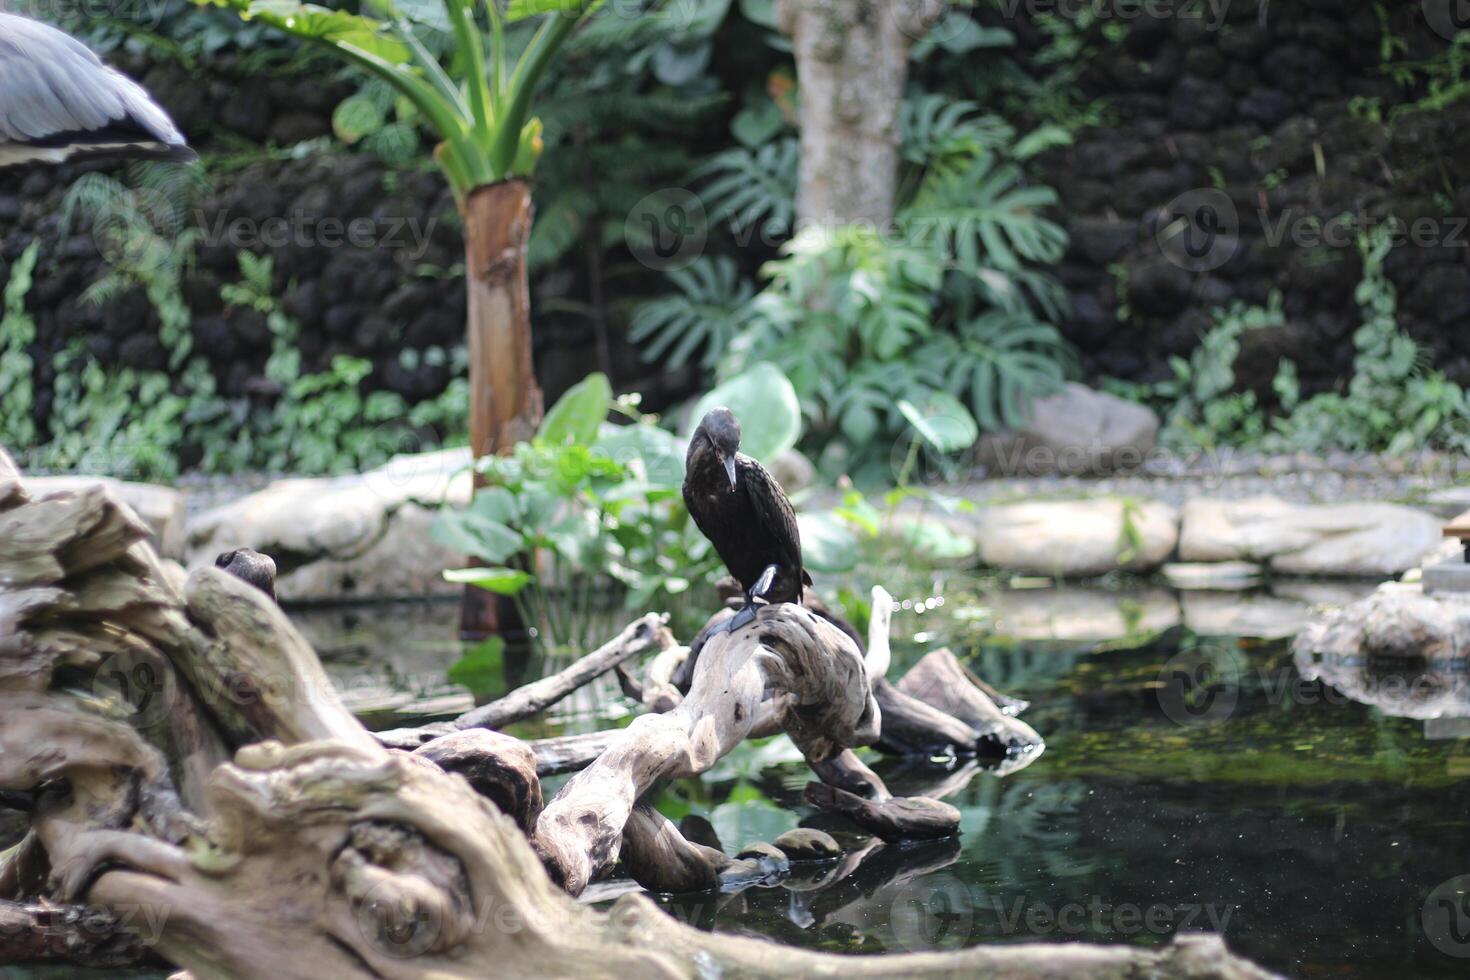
[215,548,277,602]
[683,408,809,629]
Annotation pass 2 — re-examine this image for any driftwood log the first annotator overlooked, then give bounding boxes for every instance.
[0,449,1277,979]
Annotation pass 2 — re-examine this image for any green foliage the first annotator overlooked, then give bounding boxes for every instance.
[628,258,756,370]
[1125,225,1470,456]
[4,192,466,478]
[0,243,40,449]
[1270,227,1470,454]
[215,252,469,473]
[436,373,720,649]
[686,361,800,463]
[202,0,604,195]
[696,138,799,239]
[720,218,1071,480]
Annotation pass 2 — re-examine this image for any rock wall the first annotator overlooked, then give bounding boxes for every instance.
[1014,2,1470,393]
[0,49,679,452]
[5,7,1470,449]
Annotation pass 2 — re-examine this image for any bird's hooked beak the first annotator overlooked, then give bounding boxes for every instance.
[721,453,738,491]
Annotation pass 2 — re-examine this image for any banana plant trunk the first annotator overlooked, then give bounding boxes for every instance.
[461,178,543,637]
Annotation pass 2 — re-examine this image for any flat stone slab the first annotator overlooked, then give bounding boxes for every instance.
[1424,559,1470,595]
[1180,497,1441,577]
[1163,561,1264,591]
[975,498,1179,578]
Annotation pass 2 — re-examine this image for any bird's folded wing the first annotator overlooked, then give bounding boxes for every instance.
[0,16,185,148]
[739,457,803,571]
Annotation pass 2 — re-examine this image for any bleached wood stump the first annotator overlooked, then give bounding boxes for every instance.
[0,448,1278,980]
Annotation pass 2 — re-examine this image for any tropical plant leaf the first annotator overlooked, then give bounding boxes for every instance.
[630,258,758,370]
[443,566,533,594]
[539,372,612,447]
[897,390,979,454]
[902,152,1067,272]
[688,362,802,462]
[696,138,798,235]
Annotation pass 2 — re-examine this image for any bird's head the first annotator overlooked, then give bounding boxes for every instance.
[216,548,278,602]
[698,407,742,491]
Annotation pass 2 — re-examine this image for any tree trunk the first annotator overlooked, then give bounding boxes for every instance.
[459,179,543,637]
[463,178,542,458]
[777,0,945,229]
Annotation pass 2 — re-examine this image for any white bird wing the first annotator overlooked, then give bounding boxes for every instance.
[0,12,185,148]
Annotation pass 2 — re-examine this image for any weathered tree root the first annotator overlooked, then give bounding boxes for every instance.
[0,448,1278,979]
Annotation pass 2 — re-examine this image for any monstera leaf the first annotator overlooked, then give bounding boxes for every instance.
[688,363,801,463]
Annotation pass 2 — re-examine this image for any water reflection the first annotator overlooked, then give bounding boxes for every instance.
[236,583,1470,978]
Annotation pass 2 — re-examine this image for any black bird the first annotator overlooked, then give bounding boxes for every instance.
[215,548,277,602]
[683,407,809,632]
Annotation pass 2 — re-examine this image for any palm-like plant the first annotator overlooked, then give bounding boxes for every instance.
[203,0,604,460]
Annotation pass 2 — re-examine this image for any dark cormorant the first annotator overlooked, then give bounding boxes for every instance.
[683,407,810,632]
[215,548,277,602]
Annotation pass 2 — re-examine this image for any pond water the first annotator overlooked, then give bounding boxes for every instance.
[10,580,1470,979]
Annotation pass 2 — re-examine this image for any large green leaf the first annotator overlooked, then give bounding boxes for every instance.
[206,1,412,63]
[893,516,976,564]
[443,566,532,595]
[797,512,860,573]
[539,372,612,447]
[430,508,521,563]
[594,422,686,488]
[897,390,979,454]
[506,0,595,20]
[688,362,801,463]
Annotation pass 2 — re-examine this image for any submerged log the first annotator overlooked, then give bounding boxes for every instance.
[0,451,1277,979]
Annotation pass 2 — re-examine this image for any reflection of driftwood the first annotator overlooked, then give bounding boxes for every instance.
[0,453,1275,979]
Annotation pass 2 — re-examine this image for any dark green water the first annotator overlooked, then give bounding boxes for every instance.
[624,623,1470,978]
[8,584,1470,979]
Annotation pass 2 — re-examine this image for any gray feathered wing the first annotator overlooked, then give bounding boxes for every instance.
[0,13,192,167]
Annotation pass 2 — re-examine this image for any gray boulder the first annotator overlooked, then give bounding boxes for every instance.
[975,498,1179,577]
[1180,497,1442,577]
[977,383,1160,477]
